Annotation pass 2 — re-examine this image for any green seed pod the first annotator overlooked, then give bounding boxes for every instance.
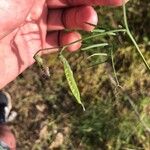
[59,54,85,111]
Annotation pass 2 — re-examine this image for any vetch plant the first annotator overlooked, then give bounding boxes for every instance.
[34,0,150,110]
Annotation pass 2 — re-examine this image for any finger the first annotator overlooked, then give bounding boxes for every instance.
[60,31,82,52]
[47,0,129,8]
[45,31,59,53]
[0,125,16,149]
[46,31,82,52]
[47,6,98,32]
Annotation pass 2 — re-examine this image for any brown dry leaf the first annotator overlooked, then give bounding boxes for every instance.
[36,104,46,112]
[49,132,64,149]
[39,125,48,140]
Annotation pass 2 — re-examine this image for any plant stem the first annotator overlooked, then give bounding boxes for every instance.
[123,0,150,71]
[111,47,150,133]
[34,29,126,56]
[110,49,120,86]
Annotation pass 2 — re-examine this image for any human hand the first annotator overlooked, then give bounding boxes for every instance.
[0,0,128,89]
[0,125,16,150]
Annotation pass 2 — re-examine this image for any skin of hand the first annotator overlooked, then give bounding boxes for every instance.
[0,125,16,149]
[0,0,128,89]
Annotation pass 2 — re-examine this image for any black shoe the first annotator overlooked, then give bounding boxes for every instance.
[0,91,12,124]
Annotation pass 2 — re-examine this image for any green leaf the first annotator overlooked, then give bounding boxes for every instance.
[87,53,108,59]
[81,43,108,51]
[92,29,106,33]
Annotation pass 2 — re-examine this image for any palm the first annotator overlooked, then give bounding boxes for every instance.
[0,0,127,89]
[0,0,47,88]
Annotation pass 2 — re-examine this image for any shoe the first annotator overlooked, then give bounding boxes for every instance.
[0,91,12,124]
[0,92,16,150]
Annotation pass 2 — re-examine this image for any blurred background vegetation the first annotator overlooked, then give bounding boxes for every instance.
[4,0,150,149]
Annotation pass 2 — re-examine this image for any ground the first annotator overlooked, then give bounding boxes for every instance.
[3,0,150,149]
